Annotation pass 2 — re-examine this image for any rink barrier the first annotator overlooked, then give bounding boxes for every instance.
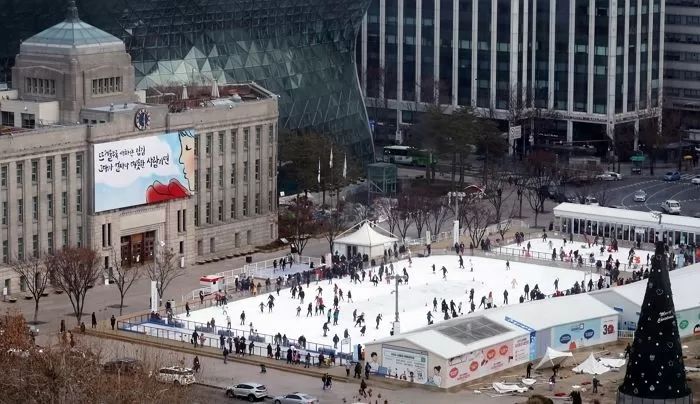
[488,245,632,272]
[116,312,349,365]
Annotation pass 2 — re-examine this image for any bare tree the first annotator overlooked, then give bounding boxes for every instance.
[45,247,101,325]
[374,198,398,235]
[278,196,321,255]
[412,195,430,240]
[426,195,453,236]
[484,168,515,226]
[110,248,141,315]
[496,205,517,242]
[11,256,49,323]
[321,203,349,255]
[460,200,495,249]
[394,194,415,241]
[145,247,184,307]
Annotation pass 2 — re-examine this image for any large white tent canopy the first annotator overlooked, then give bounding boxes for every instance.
[334,221,399,258]
[535,347,573,370]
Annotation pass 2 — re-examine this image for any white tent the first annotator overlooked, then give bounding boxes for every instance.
[534,347,573,370]
[572,354,610,375]
[334,221,398,258]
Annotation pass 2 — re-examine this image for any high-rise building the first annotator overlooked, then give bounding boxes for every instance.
[0,0,374,159]
[358,0,663,152]
[664,0,700,127]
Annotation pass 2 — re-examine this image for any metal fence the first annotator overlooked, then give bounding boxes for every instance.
[490,245,632,272]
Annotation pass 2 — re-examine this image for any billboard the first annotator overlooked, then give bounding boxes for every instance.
[551,315,617,351]
[676,307,700,338]
[380,345,429,385]
[93,130,196,212]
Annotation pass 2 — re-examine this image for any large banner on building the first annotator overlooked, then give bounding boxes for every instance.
[551,315,617,351]
[677,307,700,338]
[93,130,196,212]
[380,345,429,385]
[444,335,530,388]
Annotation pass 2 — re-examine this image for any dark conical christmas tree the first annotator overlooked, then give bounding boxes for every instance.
[617,241,693,404]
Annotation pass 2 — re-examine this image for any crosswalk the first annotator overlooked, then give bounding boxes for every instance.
[680,174,698,180]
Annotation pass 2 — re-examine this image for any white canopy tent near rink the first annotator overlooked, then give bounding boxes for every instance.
[534,347,574,370]
[333,220,399,258]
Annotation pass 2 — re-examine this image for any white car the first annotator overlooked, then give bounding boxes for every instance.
[661,200,681,215]
[272,392,319,404]
[692,175,700,185]
[633,190,647,202]
[226,382,268,402]
[596,171,622,181]
[155,366,195,386]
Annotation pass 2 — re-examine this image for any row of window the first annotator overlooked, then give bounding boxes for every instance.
[193,158,273,191]
[91,77,122,95]
[666,14,700,25]
[25,77,55,96]
[196,230,256,256]
[198,124,275,156]
[1,190,82,224]
[666,50,700,62]
[666,32,700,44]
[665,69,700,81]
[0,154,83,187]
[0,227,82,264]
[1,111,36,129]
[666,87,700,99]
[193,191,274,226]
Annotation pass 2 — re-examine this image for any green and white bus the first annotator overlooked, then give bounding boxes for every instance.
[382,145,436,166]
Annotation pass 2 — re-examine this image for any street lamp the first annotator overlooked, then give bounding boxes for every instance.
[447,191,467,245]
[387,274,408,335]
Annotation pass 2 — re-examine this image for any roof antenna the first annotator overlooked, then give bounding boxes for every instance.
[66,0,80,22]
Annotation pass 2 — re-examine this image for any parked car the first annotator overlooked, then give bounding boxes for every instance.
[272,392,319,404]
[226,382,268,402]
[691,175,700,185]
[661,200,681,215]
[633,190,647,202]
[596,171,622,181]
[663,171,681,181]
[584,196,599,206]
[103,357,144,374]
[155,366,195,386]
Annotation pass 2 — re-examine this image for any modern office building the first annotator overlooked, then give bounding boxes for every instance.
[0,0,374,160]
[664,0,700,128]
[358,0,664,151]
[0,3,278,295]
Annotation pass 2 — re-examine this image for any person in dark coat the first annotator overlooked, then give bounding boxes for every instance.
[91,312,97,329]
[110,315,116,330]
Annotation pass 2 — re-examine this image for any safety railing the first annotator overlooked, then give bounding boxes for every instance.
[490,245,632,272]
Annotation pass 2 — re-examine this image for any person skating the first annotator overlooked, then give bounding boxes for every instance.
[554,278,559,291]
[296,306,301,317]
[185,302,191,317]
[355,313,365,327]
[259,301,264,313]
[458,255,464,269]
[478,296,487,309]
[347,290,353,302]
[506,260,510,270]
[426,311,433,325]
[468,288,474,303]
[503,289,509,305]
[360,325,366,336]
[344,328,350,339]
[433,297,438,312]
[332,334,340,349]
[469,301,476,313]
[441,266,447,280]
[323,322,329,337]
[524,284,530,300]
[333,308,340,325]
[375,313,382,329]
[306,302,313,317]
[240,310,246,325]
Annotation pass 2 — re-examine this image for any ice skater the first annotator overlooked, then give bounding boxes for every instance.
[240,310,246,325]
[426,311,433,325]
[441,266,448,280]
[375,313,382,329]
[433,297,438,311]
[511,278,518,289]
[503,289,509,305]
[458,255,464,269]
[505,260,510,270]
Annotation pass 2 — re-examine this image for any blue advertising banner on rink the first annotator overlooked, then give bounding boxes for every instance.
[551,319,601,351]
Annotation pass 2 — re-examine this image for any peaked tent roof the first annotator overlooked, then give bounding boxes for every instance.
[534,347,573,370]
[335,222,398,247]
[572,354,610,375]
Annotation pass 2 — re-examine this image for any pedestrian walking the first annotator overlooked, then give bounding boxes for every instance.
[91,312,97,329]
[110,315,116,330]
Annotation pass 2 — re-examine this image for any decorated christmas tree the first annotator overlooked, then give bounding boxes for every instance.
[617,241,693,403]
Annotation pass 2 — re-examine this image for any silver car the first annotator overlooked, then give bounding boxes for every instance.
[272,392,319,404]
[633,190,647,202]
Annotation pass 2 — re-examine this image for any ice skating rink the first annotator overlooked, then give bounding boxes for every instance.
[178,254,602,349]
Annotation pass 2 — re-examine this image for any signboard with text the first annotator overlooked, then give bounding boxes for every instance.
[444,335,529,388]
[381,345,429,385]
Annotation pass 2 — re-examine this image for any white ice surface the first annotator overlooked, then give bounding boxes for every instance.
[176,254,600,349]
[503,237,653,271]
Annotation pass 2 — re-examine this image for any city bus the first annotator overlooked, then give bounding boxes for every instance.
[382,145,436,166]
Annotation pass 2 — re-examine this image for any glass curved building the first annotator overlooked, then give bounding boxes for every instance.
[0,0,374,158]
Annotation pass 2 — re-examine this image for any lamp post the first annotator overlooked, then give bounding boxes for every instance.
[447,191,466,245]
[388,274,408,335]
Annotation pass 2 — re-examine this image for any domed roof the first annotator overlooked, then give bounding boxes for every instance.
[20,1,124,55]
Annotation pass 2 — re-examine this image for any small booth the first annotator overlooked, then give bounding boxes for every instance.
[333,221,399,258]
[199,274,225,294]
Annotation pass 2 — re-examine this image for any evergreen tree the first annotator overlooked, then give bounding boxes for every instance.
[617,241,692,402]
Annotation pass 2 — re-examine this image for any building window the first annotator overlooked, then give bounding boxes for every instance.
[62,229,68,246]
[242,195,248,216]
[194,204,200,226]
[218,200,223,221]
[210,237,215,253]
[2,241,7,264]
[47,232,53,255]
[255,193,260,214]
[205,167,211,189]
[75,153,83,176]
[46,158,53,180]
[1,111,14,126]
[235,232,240,248]
[246,230,252,245]
[255,126,261,147]
[268,157,274,178]
[61,156,68,177]
[32,235,38,257]
[102,224,107,247]
[255,159,260,180]
[243,161,248,182]
[32,196,38,220]
[21,113,35,129]
[218,165,223,187]
[91,77,122,95]
[76,189,82,212]
[179,241,184,254]
[243,128,250,150]
[205,202,211,224]
[218,131,225,153]
[230,197,236,219]
[268,124,274,144]
[1,202,6,225]
[16,162,23,184]
[230,163,236,185]
[17,237,24,260]
[194,136,199,156]
[25,77,55,95]
[61,192,67,215]
[268,191,273,211]
[77,226,83,247]
[194,169,199,191]
[18,199,23,223]
[181,210,186,232]
[177,211,182,233]
[31,160,38,182]
[206,133,212,155]
[47,194,53,217]
[231,129,237,151]
[197,239,203,255]
[0,165,6,187]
